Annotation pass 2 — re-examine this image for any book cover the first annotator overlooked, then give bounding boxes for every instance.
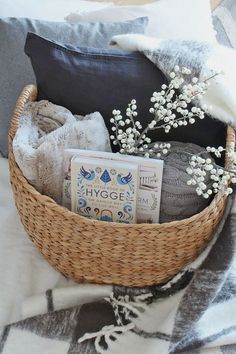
[64,149,163,223]
[71,157,139,223]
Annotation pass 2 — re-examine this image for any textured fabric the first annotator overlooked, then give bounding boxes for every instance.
[13,100,111,204]
[0,195,236,354]
[65,0,217,44]
[160,142,212,223]
[0,16,147,157]
[213,0,236,48]
[24,33,227,154]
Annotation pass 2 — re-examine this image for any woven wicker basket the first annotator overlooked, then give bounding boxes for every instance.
[8,85,235,287]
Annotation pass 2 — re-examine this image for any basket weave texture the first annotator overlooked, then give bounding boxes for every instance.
[8,85,236,287]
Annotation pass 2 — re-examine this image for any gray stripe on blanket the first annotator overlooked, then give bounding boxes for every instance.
[169,197,236,352]
[0,327,10,353]
[0,299,117,353]
[221,343,236,353]
[46,289,54,312]
[213,16,232,47]
[174,325,236,353]
[213,0,236,48]
[14,307,82,341]
[67,340,97,354]
[213,271,236,303]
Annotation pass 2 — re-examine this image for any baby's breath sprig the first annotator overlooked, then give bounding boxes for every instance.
[110,66,218,158]
[186,146,236,199]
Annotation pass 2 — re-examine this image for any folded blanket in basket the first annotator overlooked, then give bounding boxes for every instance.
[0,194,235,354]
[13,100,111,204]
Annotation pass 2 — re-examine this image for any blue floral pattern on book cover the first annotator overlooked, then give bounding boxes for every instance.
[72,160,138,223]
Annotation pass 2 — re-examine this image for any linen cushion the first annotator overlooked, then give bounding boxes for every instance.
[25,32,227,154]
[0,16,147,157]
[65,0,217,43]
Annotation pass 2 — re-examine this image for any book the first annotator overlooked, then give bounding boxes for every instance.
[63,149,163,223]
[71,157,139,223]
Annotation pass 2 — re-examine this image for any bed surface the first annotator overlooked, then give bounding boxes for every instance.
[0,157,75,327]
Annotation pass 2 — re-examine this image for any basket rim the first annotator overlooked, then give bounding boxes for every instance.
[8,84,233,231]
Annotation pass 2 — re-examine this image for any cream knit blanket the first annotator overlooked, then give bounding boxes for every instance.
[13,100,111,204]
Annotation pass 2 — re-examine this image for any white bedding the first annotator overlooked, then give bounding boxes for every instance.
[0,156,75,327]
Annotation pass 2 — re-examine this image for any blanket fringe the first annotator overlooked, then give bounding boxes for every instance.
[78,323,135,353]
[77,292,153,353]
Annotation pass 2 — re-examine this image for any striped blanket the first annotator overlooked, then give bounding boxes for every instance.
[0,194,236,354]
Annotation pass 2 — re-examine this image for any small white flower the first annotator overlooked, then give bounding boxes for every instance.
[174,65,180,72]
[149,108,155,114]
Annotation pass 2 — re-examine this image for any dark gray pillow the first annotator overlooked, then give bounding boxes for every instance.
[25,32,168,153]
[25,32,227,156]
[0,16,148,157]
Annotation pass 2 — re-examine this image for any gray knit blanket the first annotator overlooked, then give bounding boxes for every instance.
[2,38,236,353]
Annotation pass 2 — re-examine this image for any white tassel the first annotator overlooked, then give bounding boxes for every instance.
[78,323,135,354]
[78,292,153,353]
